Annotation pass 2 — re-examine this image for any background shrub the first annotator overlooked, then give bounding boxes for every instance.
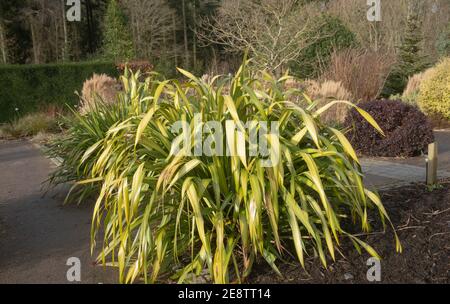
[116,60,154,75]
[0,61,117,123]
[381,8,430,97]
[418,58,450,121]
[284,78,354,125]
[436,22,450,57]
[321,49,394,101]
[390,67,437,105]
[345,99,434,157]
[304,80,353,125]
[284,78,353,125]
[290,14,358,78]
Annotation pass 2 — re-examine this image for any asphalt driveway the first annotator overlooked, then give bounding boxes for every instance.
[0,140,117,284]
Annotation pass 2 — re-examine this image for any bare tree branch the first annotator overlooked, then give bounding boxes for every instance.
[197,0,318,74]
[123,0,177,60]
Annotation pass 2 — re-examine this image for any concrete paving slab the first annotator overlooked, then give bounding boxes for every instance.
[361,159,450,184]
[363,173,405,190]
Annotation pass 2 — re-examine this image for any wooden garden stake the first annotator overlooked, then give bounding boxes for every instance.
[426,142,438,185]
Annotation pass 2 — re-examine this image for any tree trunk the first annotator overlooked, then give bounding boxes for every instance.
[85,0,94,54]
[173,13,178,67]
[137,19,142,58]
[130,11,139,57]
[210,46,217,74]
[162,25,167,59]
[55,17,59,61]
[29,18,39,64]
[0,22,7,64]
[62,0,69,61]
[182,0,189,67]
[192,1,197,68]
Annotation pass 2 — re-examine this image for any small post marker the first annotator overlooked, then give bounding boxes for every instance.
[426,142,438,185]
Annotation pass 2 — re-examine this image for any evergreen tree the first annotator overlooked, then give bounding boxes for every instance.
[102,0,134,61]
[398,8,428,76]
[383,3,429,97]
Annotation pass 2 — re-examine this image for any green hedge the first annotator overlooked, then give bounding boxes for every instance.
[0,61,118,122]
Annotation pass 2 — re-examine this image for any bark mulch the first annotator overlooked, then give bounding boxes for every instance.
[249,180,450,284]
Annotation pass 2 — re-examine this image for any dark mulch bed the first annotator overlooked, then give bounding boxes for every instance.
[249,180,450,284]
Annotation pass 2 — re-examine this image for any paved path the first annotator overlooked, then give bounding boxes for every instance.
[0,140,117,284]
[361,130,450,189]
[362,159,450,189]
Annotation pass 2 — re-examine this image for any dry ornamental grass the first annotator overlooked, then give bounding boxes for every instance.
[80,73,121,115]
[321,49,394,101]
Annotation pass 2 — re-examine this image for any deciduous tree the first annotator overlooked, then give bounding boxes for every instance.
[124,0,176,60]
[198,0,318,74]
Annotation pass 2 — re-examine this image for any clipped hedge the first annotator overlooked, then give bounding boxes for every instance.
[0,61,118,122]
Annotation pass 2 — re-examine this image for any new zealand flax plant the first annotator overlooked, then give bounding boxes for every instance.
[48,61,401,283]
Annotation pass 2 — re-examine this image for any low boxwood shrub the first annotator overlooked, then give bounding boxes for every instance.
[345,99,434,157]
[49,63,401,284]
[418,58,450,121]
[0,61,118,123]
